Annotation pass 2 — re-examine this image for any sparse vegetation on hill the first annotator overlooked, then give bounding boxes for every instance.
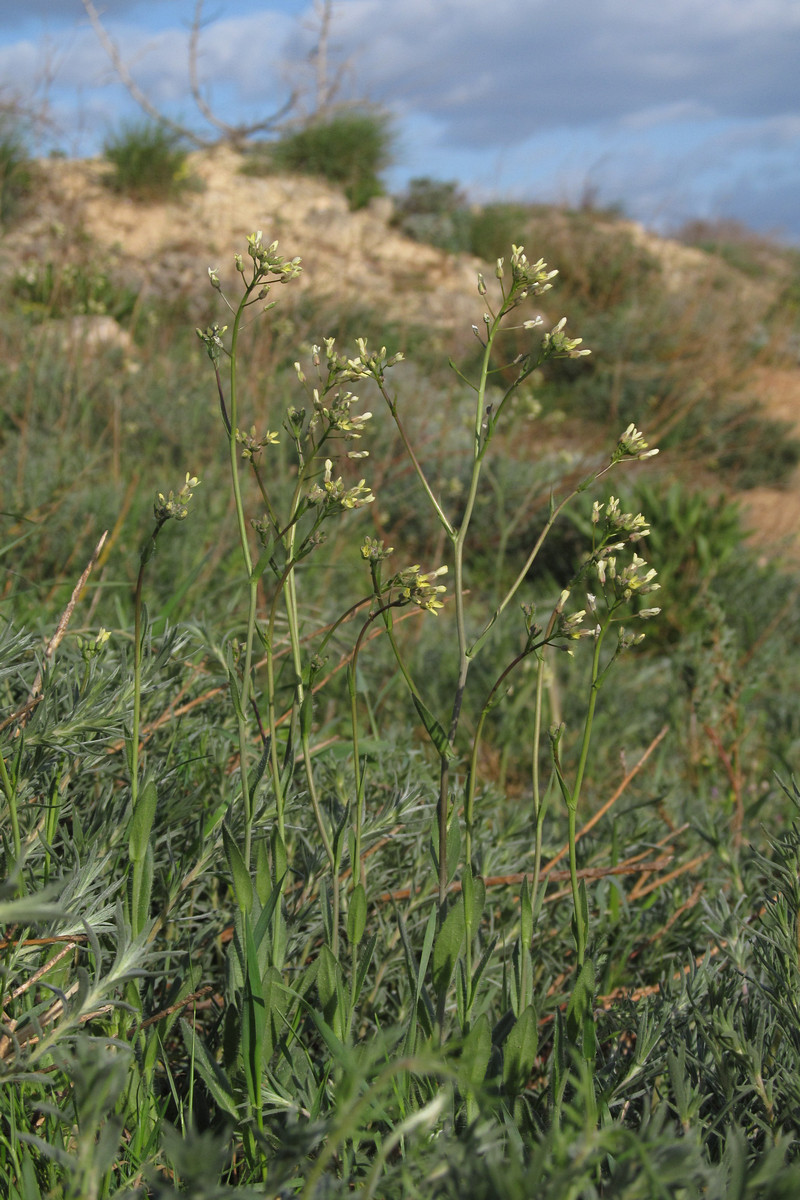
[2,155,800,1198]
[102,121,199,203]
[0,117,33,224]
[245,109,394,210]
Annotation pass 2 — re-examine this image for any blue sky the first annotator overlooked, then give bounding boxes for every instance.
[1,0,799,240]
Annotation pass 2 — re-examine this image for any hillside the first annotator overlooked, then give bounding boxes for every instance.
[4,146,800,559]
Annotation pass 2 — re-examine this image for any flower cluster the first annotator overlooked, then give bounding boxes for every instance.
[360,539,447,614]
[591,496,651,541]
[495,245,559,296]
[552,588,597,645]
[360,536,394,563]
[242,231,303,283]
[612,423,659,463]
[236,425,280,460]
[78,627,111,662]
[196,323,228,365]
[307,459,374,510]
[542,316,591,359]
[154,473,200,523]
[391,564,448,615]
[309,387,373,438]
[314,336,404,385]
[596,552,660,616]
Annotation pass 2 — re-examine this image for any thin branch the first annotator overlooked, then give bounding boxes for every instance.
[187,0,299,146]
[81,0,209,146]
[18,530,108,730]
[82,0,300,149]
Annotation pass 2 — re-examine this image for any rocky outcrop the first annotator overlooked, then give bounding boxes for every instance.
[4,147,488,336]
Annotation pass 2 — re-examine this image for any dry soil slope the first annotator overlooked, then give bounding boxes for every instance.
[6,147,800,561]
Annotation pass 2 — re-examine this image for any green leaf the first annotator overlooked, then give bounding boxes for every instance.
[456,959,468,1029]
[223,823,253,913]
[347,883,367,948]
[398,909,436,1048]
[247,737,271,799]
[417,906,437,1005]
[503,1003,538,1097]
[299,688,313,741]
[131,843,154,934]
[472,874,486,933]
[446,814,461,884]
[123,726,134,780]
[459,1013,492,1092]
[241,912,266,1107]
[180,1020,239,1119]
[469,934,498,1012]
[271,901,287,971]
[128,776,158,863]
[252,876,283,960]
[255,837,271,906]
[566,956,595,1050]
[251,542,274,581]
[262,964,286,1062]
[202,793,231,840]
[520,876,533,951]
[462,865,474,940]
[353,931,377,1006]
[551,1009,567,1111]
[226,646,245,722]
[412,695,455,760]
[579,877,589,940]
[270,825,287,886]
[467,613,498,659]
[432,901,465,1002]
[316,944,341,1030]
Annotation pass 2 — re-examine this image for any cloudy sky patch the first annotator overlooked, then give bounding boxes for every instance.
[0,0,796,238]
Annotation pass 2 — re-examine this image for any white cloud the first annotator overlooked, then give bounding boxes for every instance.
[325,0,800,145]
[0,1,798,235]
[621,102,717,131]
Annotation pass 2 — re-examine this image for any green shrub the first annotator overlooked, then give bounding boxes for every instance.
[467,202,530,262]
[268,109,393,209]
[392,177,473,252]
[102,121,196,202]
[0,118,32,224]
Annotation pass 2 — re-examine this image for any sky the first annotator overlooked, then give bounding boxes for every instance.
[1,0,798,241]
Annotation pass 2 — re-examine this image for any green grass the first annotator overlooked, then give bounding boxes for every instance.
[2,214,800,1198]
[245,110,393,209]
[102,121,198,203]
[0,118,33,224]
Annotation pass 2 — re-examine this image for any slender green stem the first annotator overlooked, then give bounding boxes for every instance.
[434,310,506,912]
[566,802,585,964]
[464,642,541,865]
[131,547,149,811]
[226,286,261,868]
[562,614,614,965]
[348,599,404,891]
[129,524,163,937]
[570,617,612,815]
[379,387,455,538]
[0,748,21,875]
[531,650,548,905]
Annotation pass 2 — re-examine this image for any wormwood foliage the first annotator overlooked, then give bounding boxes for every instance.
[2,230,800,1198]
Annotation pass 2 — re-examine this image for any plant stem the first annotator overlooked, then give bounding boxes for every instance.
[0,748,21,879]
[565,616,613,965]
[226,289,259,868]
